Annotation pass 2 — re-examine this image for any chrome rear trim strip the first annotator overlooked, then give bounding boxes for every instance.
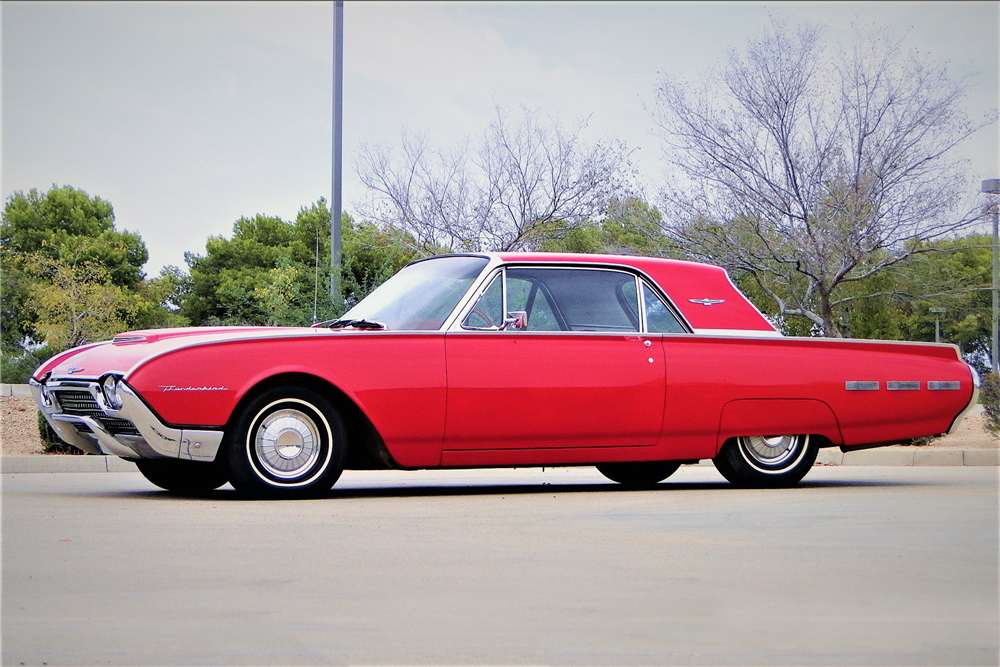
[846,381,879,391]
[887,381,920,391]
[928,381,961,391]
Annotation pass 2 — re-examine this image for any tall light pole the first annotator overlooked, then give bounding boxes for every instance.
[983,179,1000,374]
[331,0,344,308]
[929,307,946,343]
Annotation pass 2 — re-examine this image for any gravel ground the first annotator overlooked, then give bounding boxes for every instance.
[1,396,44,455]
[905,406,997,449]
[2,395,996,457]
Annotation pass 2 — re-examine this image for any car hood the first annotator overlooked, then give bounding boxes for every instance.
[34,326,327,381]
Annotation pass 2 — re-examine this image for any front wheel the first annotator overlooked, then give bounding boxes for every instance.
[596,461,681,488]
[134,458,229,495]
[227,386,347,498]
[712,434,817,488]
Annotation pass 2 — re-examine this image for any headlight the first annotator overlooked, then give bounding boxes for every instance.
[102,375,124,411]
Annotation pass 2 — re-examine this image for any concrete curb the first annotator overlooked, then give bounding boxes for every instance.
[815,447,999,467]
[2,450,997,474]
[1,383,33,397]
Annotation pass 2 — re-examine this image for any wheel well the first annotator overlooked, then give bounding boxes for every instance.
[224,372,399,470]
[717,433,834,456]
[810,434,836,449]
[717,399,844,448]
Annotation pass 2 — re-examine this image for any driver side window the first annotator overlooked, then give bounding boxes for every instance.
[462,273,503,329]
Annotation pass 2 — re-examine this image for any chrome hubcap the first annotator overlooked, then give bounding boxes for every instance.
[254,409,321,479]
[740,434,799,467]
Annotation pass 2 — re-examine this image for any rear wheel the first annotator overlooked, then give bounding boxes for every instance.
[134,458,229,495]
[596,461,681,488]
[712,434,817,488]
[227,386,347,498]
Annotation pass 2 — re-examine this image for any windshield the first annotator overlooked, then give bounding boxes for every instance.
[340,256,489,330]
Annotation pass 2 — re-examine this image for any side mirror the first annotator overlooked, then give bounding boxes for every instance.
[501,310,528,330]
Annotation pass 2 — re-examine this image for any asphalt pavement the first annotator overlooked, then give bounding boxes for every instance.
[2,466,997,665]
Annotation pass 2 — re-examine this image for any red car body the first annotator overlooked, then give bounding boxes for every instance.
[32,253,979,497]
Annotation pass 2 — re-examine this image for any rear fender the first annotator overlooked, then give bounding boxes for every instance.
[717,399,843,452]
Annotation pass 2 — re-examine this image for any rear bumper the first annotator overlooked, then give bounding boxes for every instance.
[31,378,224,462]
[947,364,981,435]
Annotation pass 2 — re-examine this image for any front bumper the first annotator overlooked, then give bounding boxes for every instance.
[31,378,224,462]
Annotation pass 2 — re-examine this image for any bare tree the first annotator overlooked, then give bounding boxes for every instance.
[650,19,996,336]
[356,105,634,254]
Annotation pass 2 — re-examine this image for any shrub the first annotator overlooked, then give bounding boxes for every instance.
[36,411,83,454]
[981,372,1000,437]
[1,342,56,384]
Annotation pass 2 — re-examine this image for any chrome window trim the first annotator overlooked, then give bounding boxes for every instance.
[632,274,645,333]
[458,267,506,331]
[438,255,505,331]
[638,278,691,335]
[447,262,687,335]
[692,328,784,338]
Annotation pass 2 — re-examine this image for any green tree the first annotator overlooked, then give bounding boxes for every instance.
[891,235,992,371]
[1,185,146,288]
[1,185,149,346]
[341,217,421,310]
[537,197,681,257]
[729,233,992,373]
[253,258,304,327]
[133,267,191,331]
[27,256,141,350]
[181,201,419,326]
[1,185,187,382]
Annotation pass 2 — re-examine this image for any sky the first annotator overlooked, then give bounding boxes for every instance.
[3,1,998,277]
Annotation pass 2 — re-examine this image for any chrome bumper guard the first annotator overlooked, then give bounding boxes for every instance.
[30,379,223,462]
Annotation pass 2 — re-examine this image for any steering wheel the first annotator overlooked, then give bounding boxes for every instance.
[470,309,495,327]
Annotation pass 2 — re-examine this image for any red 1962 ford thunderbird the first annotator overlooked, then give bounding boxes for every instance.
[31,253,979,497]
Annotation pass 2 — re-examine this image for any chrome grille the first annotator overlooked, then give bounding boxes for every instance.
[54,390,103,418]
[53,389,140,436]
[101,418,140,435]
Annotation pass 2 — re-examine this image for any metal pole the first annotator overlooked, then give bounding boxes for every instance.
[993,202,998,373]
[982,179,1000,374]
[331,0,344,307]
[929,307,946,344]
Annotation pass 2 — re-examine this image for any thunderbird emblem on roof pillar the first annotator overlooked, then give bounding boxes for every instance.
[689,298,725,306]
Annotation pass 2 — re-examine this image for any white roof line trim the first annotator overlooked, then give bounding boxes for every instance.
[693,328,784,338]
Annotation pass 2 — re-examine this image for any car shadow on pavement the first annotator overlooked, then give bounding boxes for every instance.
[77,476,930,501]
[323,477,929,500]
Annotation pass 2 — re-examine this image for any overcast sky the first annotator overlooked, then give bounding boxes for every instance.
[3,1,998,276]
